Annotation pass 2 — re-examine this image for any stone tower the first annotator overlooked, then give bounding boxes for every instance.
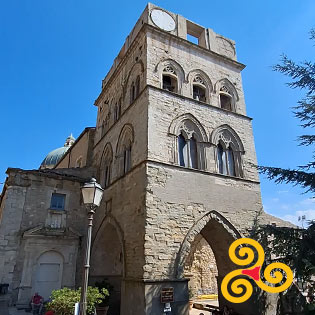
[90,4,286,315]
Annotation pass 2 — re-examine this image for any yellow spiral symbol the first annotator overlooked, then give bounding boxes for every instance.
[221,238,262,303]
[257,262,293,293]
[221,270,253,303]
[229,238,264,267]
[221,238,293,304]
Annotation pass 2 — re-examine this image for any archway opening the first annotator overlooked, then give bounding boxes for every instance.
[90,223,124,315]
[179,213,257,314]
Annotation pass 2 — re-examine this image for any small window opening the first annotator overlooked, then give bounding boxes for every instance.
[193,85,206,102]
[130,83,136,104]
[50,193,66,210]
[123,146,132,174]
[104,164,111,188]
[220,94,232,111]
[163,75,177,93]
[187,34,198,45]
[135,75,140,97]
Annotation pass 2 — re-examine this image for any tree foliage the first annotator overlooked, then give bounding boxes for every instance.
[256,30,315,312]
[258,29,315,193]
[46,286,109,315]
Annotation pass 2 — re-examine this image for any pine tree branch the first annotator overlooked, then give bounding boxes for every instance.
[273,55,315,92]
[258,166,315,193]
[298,135,315,146]
[294,98,315,128]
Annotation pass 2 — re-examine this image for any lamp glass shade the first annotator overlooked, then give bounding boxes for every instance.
[81,178,104,207]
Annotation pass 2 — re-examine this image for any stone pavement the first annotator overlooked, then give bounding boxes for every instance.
[8,307,29,315]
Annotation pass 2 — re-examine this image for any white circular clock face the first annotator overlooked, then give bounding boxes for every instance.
[150,9,176,32]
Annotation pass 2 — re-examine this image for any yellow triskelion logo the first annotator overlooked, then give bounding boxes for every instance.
[221,238,293,303]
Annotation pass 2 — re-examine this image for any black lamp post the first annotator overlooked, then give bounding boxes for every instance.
[79,178,104,315]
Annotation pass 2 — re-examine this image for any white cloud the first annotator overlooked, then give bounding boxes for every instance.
[264,196,315,227]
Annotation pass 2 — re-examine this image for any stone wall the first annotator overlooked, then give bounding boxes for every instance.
[184,235,218,296]
[0,169,88,305]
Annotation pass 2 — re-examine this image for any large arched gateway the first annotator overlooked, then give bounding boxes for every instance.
[90,216,125,315]
[176,211,258,314]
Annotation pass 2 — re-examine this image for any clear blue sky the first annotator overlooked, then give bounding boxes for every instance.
[0,0,314,226]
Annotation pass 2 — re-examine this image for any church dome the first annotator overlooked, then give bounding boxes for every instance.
[40,134,75,169]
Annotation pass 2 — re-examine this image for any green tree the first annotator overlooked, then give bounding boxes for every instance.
[256,29,315,313]
[258,29,315,193]
[46,286,109,315]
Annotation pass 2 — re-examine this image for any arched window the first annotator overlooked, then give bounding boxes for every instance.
[162,66,178,93]
[100,143,113,188]
[192,76,206,102]
[114,98,122,122]
[75,156,82,168]
[215,79,239,112]
[219,87,232,111]
[211,125,244,178]
[116,124,134,176]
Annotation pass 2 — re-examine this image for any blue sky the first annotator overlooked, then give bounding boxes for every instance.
[0,0,314,226]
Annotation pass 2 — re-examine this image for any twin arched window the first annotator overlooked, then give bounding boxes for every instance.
[169,114,207,171]
[212,126,244,178]
[100,144,113,188]
[130,75,140,104]
[116,124,134,176]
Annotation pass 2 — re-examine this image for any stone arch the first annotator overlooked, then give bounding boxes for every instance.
[210,124,244,152]
[168,113,208,169]
[175,211,257,313]
[155,58,185,94]
[214,78,239,112]
[210,125,244,177]
[90,215,125,315]
[33,250,64,300]
[99,142,113,188]
[168,113,208,142]
[115,124,134,176]
[176,210,241,279]
[187,69,213,103]
[123,60,144,106]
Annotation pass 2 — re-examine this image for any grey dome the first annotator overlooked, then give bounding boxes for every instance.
[40,134,75,169]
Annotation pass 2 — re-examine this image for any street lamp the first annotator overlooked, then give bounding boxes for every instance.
[79,178,104,315]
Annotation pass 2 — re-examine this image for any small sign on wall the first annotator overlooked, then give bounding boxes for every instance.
[161,287,174,303]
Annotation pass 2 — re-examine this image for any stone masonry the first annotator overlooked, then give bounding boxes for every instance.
[0,4,294,315]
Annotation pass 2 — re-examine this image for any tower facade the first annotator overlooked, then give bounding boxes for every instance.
[90,4,287,315]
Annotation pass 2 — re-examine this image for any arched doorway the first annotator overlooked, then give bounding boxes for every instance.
[177,211,258,314]
[90,218,125,315]
[33,251,63,300]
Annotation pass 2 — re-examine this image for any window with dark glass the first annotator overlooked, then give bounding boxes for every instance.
[130,83,136,104]
[177,133,198,169]
[50,193,66,210]
[104,164,111,188]
[163,75,177,93]
[217,144,236,176]
[135,75,140,97]
[123,146,132,174]
[193,85,206,102]
[220,94,232,111]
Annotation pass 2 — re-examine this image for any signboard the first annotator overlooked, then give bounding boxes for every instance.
[161,287,174,303]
